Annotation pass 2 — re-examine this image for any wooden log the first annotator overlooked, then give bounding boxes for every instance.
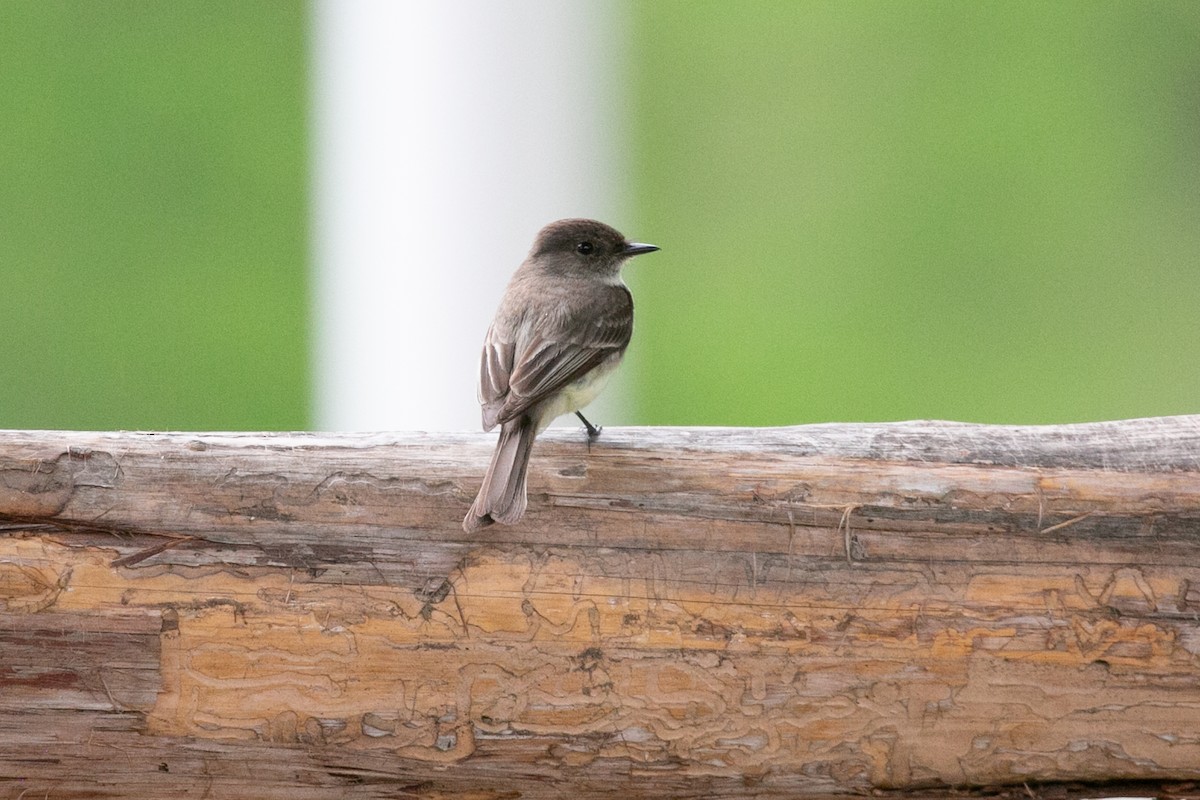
[1,417,1199,799]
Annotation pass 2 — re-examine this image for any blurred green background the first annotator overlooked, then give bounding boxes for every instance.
[630,1,1200,425]
[0,2,308,430]
[1,2,1198,430]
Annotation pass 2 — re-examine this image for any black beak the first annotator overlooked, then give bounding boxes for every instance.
[622,241,660,256]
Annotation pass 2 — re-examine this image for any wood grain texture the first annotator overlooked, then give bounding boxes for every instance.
[1,417,1200,799]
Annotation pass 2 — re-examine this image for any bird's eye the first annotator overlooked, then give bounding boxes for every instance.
[575,241,594,255]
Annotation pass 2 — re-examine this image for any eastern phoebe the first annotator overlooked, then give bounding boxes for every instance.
[463,219,659,532]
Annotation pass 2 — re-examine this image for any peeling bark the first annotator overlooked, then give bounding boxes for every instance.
[1,418,1199,798]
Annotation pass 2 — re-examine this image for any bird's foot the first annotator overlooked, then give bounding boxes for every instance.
[575,411,602,447]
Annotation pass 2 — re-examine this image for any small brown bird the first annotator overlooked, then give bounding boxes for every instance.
[463,219,659,532]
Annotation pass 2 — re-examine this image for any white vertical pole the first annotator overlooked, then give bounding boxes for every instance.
[311,1,630,432]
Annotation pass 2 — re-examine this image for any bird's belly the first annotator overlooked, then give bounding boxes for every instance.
[534,355,621,433]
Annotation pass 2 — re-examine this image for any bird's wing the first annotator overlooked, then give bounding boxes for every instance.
[480,286,631,429]
[478,324,515,430]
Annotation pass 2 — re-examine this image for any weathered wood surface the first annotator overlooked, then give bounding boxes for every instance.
[1,417,1200,799]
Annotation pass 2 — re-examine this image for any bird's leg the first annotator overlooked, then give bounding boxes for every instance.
[575,411,602,444]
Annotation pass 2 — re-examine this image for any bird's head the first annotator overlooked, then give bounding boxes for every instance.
[529,218,659,279]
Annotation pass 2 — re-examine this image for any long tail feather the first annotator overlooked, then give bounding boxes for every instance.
[463,417,535,532]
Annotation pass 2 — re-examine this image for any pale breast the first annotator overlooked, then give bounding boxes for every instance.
[532,351,623,434]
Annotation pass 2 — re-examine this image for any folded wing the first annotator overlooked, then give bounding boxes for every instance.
[479,287,632,430]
